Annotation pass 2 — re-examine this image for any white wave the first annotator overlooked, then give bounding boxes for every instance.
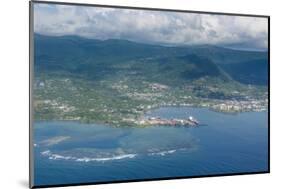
[40,150,137,162]
[41,150,75,160]
[76,154,137,162]
[41,150,51,155]
[149,149,177,156]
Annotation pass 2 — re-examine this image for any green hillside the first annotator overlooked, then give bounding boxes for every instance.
[33,34,268,124]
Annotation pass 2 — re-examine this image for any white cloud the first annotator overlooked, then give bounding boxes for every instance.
[33,3,268,49]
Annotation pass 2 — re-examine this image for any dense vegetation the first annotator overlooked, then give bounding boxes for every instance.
[33,34,268,125]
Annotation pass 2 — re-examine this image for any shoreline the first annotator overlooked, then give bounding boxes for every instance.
[33,106,268,127]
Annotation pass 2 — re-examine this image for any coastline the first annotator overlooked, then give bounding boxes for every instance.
[34,105,268,127]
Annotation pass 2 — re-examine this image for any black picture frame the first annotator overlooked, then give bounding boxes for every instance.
[29,1,270,188]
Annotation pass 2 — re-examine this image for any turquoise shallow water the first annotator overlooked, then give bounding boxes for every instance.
[33,107,268,186]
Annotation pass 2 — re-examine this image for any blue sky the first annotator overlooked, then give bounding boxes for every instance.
[34,3,268,50]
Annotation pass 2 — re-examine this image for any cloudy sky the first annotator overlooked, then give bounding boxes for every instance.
[33,3,268,50]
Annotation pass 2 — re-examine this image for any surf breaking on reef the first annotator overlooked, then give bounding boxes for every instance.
[40,148,180,163]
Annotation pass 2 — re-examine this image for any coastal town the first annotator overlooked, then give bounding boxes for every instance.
[136,116,199,127]
[34,76,268,126]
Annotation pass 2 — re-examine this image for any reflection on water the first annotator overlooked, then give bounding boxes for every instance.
[33,107,268,186]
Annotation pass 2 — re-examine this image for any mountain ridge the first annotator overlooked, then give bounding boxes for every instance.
[34,34,268,86]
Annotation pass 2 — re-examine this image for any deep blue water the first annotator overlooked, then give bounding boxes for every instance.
[33,107,268,186]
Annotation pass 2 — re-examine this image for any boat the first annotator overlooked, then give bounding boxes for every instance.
[188,116,199,125]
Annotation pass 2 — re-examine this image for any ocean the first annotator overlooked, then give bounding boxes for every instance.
[33,107,268,186]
